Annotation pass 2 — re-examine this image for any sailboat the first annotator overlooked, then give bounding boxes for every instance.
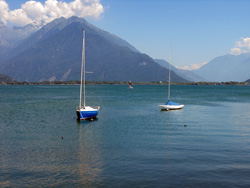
[128,81,133,89]
[158,48,184,110]
[76,29,100,120]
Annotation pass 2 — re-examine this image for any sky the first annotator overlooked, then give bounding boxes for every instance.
[1,0,250,70]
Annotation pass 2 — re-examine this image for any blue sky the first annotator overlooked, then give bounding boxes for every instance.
[1,0,250,70]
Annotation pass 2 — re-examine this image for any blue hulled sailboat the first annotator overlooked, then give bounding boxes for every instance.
[76,29,100,120]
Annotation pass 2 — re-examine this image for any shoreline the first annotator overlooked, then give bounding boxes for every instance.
[1,80,249,86]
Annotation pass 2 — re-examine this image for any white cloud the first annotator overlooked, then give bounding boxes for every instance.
[177,65,189,70]
[7,8,33,26]
[0,0,104,27]
[191,62,207,70]
[0,0,9,25]
[177,62,207,70]
[230,37,250,55]
[21,1,45,24]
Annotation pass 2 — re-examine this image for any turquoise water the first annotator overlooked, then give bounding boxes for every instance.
[1,85,250,187]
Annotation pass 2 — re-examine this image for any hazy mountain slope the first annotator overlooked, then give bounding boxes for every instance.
[154,59,204,82]
[0,74,15,83]
[0,23,38,61]
[193,53,250,82]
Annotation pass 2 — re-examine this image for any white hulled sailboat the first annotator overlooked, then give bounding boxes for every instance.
[158,48,184,110]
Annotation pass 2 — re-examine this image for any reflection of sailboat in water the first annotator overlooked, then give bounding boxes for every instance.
[128,81,133,89]
[77,124,103,186]
[76,29,100,120]
[158,48,184,111]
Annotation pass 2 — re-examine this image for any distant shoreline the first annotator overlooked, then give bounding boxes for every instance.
[1,81,249,86]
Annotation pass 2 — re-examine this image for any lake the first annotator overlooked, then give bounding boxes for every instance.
[1,85,250,187]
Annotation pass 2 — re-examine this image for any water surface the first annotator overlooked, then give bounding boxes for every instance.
[1,85,250,187]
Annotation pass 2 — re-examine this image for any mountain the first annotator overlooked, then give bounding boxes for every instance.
[0,17,138,64]
[0,17,187,82]
[154,59,204,82]
[193,53,250,82]
[0,23,38,60]
[0,74,15,83]
[245,79,250,85]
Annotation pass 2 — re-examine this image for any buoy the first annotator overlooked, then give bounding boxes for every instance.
[184,125,187,127]
[89,118,94,122]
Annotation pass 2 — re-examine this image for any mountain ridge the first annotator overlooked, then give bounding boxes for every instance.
[193,53,250,82]
[0,23,38,60]
[0,16,139,63]
[0,17,187,82]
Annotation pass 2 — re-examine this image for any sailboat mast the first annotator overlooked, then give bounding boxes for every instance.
[79,29,85,109]
[168,48,171,101]
[83,29,86,108]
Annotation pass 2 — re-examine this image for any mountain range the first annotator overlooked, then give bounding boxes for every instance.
[1,16,250,83]
[193,53,250,82]
[0,17,186,82]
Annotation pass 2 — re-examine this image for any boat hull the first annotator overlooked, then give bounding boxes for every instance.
[158,104,184,110]
[76,106,100,120]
